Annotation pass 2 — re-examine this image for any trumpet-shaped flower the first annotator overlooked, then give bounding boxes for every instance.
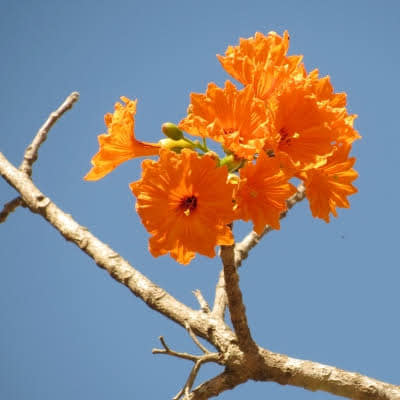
[179,81,270,160]
[85,97,159,181]
[235,152,296,233]
[300,144,358,222]
[130,149,235,265]
[264,72,359,169]
[217,31,303,100]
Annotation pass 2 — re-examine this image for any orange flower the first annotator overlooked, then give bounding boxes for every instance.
[85,97,160,181]
[179,81,270,160]
[217,31,303,100]
[130,149,234,265]
[235,152,296,234]
[300,144,358,222]
[264,72,359,169]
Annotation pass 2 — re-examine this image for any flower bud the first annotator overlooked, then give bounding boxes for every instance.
[219,154,244,171]
[161,122,184,140]
[159,138,195,152]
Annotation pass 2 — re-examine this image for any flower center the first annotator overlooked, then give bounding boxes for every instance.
[279,127,299,145]
[223,128,235,135]
[279,127,290,144]
[180,195,197,216]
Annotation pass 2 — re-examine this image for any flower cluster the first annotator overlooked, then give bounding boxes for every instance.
[85,31,359,265]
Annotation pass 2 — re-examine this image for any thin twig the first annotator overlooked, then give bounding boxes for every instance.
[235,184,306,267]
[20,92,80,176]
[153,334,220,400]
[0,93,80,223]
[192,290,210,313]
[152,336,200,362]
[174,354,220,400]
[185,323,210,354]
[0,196,23,224]
[211,270,227,319]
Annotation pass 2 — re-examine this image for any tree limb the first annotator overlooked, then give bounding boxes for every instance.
[212,185,307,321]
[0,151,234,353]
[2,126,399,400]
[220,244,256,354]
[255,348,400,400]
[188,370,246,400]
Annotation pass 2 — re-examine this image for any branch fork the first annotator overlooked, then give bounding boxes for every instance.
[0,92,79,224]
[152,323,222,400]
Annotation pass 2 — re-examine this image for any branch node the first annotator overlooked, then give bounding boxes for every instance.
[152,331,221,400]
[159,336,170,352]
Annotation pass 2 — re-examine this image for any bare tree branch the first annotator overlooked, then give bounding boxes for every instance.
[20,92,80,176]
[0,196,24,224]
[188,370,246,400]
[2,119,399,399]
[0,93,80,223]
[220,244,256,354]
[188,345,400,400]
[256,348,400,400]
[212,185,307,321]
[0,151,234,354]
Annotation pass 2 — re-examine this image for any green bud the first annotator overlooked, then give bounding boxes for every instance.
[159,138,195,151]
[161,122,184,140]
[219,155,243,171]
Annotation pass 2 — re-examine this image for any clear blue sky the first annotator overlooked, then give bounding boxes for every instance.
[1,1,399,399]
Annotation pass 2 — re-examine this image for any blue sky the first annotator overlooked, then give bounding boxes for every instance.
[1,1,399,399]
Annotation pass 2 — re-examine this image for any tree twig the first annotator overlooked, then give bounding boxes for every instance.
[20,92,80,176]
[0,196,24,224]
[173,353,221,400]
[152,334,221,400]
[234,184,306,267]
[192,290,210,313]
[0,93,80,223]
[185,322,211,354]
[152,336,200,362]
[211,270,227,320]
